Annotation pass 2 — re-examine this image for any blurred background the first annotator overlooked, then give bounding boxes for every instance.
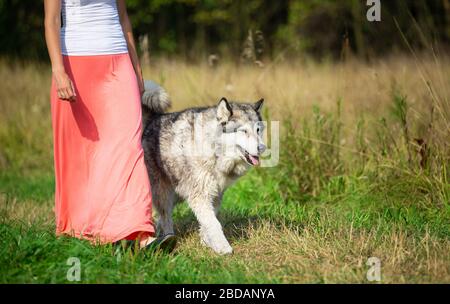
[1,0,449,62]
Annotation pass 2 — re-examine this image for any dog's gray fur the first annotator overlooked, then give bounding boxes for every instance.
[141,80,265,254]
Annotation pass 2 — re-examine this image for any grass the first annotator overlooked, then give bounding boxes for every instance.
[0,52,449,283]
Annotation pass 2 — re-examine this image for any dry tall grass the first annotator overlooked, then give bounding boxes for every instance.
[145,54,449,123]
[1,54,448,167]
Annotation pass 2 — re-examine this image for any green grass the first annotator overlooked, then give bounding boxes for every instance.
[1,167,449,283]
[0,171,54,203]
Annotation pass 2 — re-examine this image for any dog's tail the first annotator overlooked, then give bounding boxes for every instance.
[141,80,171,114]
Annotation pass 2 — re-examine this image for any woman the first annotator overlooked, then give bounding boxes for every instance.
[44,0,176,252]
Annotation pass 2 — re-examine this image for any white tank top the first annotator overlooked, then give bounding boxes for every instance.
[60,0,128,55]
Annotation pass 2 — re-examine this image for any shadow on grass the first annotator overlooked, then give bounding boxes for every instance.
[172,206,289,244]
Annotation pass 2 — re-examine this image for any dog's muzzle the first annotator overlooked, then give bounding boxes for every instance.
[237,145,261,166]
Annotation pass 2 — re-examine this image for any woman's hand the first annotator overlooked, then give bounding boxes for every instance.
[45,0,75,102]
[53,69,76,102]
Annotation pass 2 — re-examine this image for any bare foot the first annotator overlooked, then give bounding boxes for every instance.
[139,235,156,249]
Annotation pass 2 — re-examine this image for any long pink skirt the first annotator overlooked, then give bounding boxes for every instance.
[50,53,155,244]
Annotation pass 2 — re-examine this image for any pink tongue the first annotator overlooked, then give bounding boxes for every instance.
[248,155,260,166]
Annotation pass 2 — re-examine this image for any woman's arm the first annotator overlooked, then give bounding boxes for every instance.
[117,0,145,96]
[44,0,76,101]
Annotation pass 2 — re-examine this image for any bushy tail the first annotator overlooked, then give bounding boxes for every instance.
[141,80,171,114]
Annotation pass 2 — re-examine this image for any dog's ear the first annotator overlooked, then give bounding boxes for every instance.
[217,97,233,123]
[253,98,264,112]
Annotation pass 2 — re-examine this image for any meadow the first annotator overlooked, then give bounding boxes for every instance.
[0,52,449,283]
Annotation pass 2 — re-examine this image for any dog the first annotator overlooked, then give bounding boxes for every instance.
[140,80,265,254]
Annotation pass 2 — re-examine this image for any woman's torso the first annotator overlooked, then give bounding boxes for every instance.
[61,0,128,55]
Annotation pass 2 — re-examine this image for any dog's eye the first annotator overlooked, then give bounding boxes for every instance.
[255,122,264,134]
[238,129,247,134]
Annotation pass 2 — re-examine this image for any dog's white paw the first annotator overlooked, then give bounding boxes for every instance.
[199,230,233,255]
[207,239,233,255]
[214,243,233,255]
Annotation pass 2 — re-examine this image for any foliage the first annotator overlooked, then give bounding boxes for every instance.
[0,0,448,60]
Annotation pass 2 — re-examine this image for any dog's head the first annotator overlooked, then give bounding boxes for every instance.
[216,97,266,166]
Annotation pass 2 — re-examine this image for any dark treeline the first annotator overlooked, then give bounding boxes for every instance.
[0,0,449,62]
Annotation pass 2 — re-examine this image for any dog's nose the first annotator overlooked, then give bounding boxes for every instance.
[258,143,266,154]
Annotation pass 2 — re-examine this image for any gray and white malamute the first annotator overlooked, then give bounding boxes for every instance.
[141,81,265,254]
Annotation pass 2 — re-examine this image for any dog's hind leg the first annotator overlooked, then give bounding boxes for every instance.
[150,177,175,236]
[156,189,176,236]
[188,195,232,255]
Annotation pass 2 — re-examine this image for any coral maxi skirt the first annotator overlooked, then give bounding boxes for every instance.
[50,53,155,243]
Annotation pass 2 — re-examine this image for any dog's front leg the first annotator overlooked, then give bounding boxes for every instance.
[188,196,232,255]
